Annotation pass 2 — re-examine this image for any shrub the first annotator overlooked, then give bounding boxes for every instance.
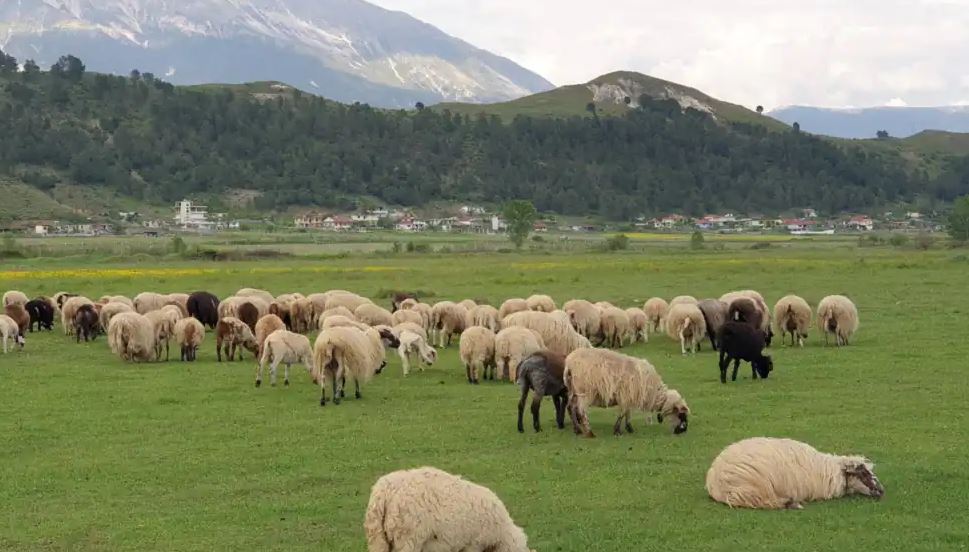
[889,234,909,247]
[391,242,402,253]
[170,236,188,255]
[915,233,934,250]
[750,242,773,250]
[605,233,630,251]
[690,231,705,250]
[859,234,885,247]
[531,235,545,242]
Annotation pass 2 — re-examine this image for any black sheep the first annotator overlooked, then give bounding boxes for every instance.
[25,299,54,332]
[74,304,100,343]
[187,291,220,329]
[516,351,568,433]
[717,321,774,384]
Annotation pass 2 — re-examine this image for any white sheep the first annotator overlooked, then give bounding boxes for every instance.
[773,295,812,347]
[324,291,372,313]
[665,302,707,355]
[498,298,529,320]
[599,306,630,348]
[642,297,669,340]
[669,295,698,307]
[393,322,428,342]
[502,310,591,358]
[410,302,434,330]
[317,306,358,330]
[562,299,601,342]
[470,304,501,332]
[397,330,437,376]
[494,327,546,382]
[432,301,469,348]
[133,292,169,314]
[625,307,648,343]
[256,329,314,387]
[166,293,190,316]
[391,308,424,327]
[355,303,395,327]
[0,314,25,353]
[312,326,396,406]
[99,301,134,332]
[3,290,29,308]
[564,348,690,438]
[459,326,497,384]
[107,312,156,362]
[61,296,94,336]
[320,315,370,332]
[364,466,530,552]
[526,294,556,313]
[236,287,275,305]
[144,307,181,361]
[173,317,205,361]
[705,437,884,510]
[458,299,478,311]
[290,297,314,333]
[99,295,134,308]
[817,295,859,346]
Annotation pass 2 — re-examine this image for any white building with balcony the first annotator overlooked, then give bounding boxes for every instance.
[174,200,214,229]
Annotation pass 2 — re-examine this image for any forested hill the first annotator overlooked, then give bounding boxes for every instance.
[2,53,968,217]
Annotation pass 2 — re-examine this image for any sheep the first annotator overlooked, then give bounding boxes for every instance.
[397,297,418,311]
[61,296,94,335]
[594,301,616,312]
[393,321,428,341]
[458,299,478,311]
[722,290,773,343]
[355,303,395,327]
[318,306,357,329]
[390,292,418,312]
[516,350,568,433]
[502,310,592,358]
[564,348,690,438]
[397,329,437,376]
[391,308,423,327]
[817,295,859,346]
[144,307,181,361]
[498,298,529,320]
[0,314,25,353]
[643,297,669,339]
[320,315,370,332]
[236,288,274,305]
[364,466,530,552]
[432,302,470,348]
[774,295,812,347]
[24,299,55,332]
[187,291,220,329]
[107,312,156,362]
[255,314,286,357]
[256,329,314,387]
[324,291,372,313]
[494,327,546,382]
[600,306,630,348]
[705,437,884,510]
[697,299,729,351]
[4,303,30,336]
[670,295,698,307]
[665,303,707,355]
[52,292,77,312]
[99,301,134,332]
[215,317,258,362]
[526,294,556,313]
[625,307,648,343]
[717,321,774,384]
[290,297,314,333]
[459,326,497,384]
[312,326,399,406]
[166,293,190,316]
[99,295,134,308]
[563,299,602,343]
[133,292,169,314]
[410,302,433,330]
[469,304,501,332]
[217,296,244,320]
[174,317,205,361]
[73,305,100,343]
[268,301,293,331]
[3,290,29,307]
[237,301,261,333]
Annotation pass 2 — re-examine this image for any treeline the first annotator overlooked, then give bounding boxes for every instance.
[1,50,967,217]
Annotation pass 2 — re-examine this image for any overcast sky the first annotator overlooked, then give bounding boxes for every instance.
[372,0,969,110]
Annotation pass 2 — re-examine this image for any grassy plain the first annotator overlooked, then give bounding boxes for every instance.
[1,238,967,551]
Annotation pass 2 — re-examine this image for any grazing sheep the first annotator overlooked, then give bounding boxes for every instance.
[467,305,499,333]
[625,308,648,343]
[107,312,156,362]
[236,288,275,305]
[432,301,470,348]
[325,291,372,313]
[594,301,616,312]
[459,326,497,384]
[397,329,437,376]
[237,301,261,333]
[502,310,592,358]
[727,297,763,329]
[320,315,370,332]
[643,297,669,339]
[25,299,55,332]
[318,306,357,328]
[166,293,190,316]
[4,303,30,336]
[670,295,698,307]
[494,327,546,382]
[0,314,25,353]
[355,303,395,327]
[697,299,729,351]
[145,308,180,361]
[393,321,428,341]
[722,290,773,344]
[391,308,423,327]
[516,350,568,433]
[774,295,812,347]
[61,296,94,335]
[458,299,478,311]
[187,291,220,329]
[216,296,243,320]
[563,299,602,343]
[255,314,286,357]
[290,297,314,333]
[410,302,433,330]
[52,292,77,312]
[73,305,100,343]
[99,301,134,332]
[364,467,530,552]
[817,295,859,346]
[498,298,529,320]
[215,317,258,362]
[706,437,884,510]
[397,297,418,311]
[312,326,399,406]
[268,301,293,331]
[718,321,774,384]
[564,348,690,437]
[256,329,314,387]
[390,292,418,312]
[526,294,556,313]
[174,317,205,361]
[665,303,707,355]
[3,290,29,308]
[99,295,134,308]
[133,292,169,314]
[600,306,630,348]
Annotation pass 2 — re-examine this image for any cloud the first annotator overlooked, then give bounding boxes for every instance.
[371,0,969,109]
[885,98,908,107]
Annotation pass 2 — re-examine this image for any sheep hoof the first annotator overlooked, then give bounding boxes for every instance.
[319,398,326,406]
[355,391,362,399]
[284,379,289,386]
[333,398,342,405]
[255,380,261,387]
[785,501,803,510]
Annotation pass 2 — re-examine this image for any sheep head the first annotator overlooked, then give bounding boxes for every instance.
[15,333,25,349]
[657,389,690,435]
[753,355,774,379]
[419,344,437,366]
[843,458,884,499]
[378,327,401,349]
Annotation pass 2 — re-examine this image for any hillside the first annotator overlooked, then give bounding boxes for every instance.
[770,105,969,139]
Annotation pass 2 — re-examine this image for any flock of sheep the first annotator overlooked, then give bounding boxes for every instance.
[2,286,879,550]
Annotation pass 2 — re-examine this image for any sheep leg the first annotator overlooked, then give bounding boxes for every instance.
[679,329,687,355]
[319,375,327,406]
[465,363,473,385]
[354,379,362,400]
[531,395,543,432]
[517,386,529,433]
[270,357,282,386]
[398,347,410,376]
[719,350,728,384]
[613,414,625,436]
[554,391,568,429]
[216,338,223,362]
[165,338,170,362]
[332,368,343,405]
[255,355,265,387]
[732,358,741,381]
[283,362,291,386]
[624,413,634,434]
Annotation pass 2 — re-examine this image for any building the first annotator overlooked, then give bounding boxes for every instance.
[395,217,428,232]
[34,224,51,236]
[174,200,213,229]
[295,212,327,229]
[783,219,811,232]
[323,216,353,231]
[846,215,874,231]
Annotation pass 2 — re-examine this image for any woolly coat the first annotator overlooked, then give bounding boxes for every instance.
[498,298,529,320]
[255,314,287,356]
[494,327,546,382]
[2,290,28,308]
[625,307,648,342]
[600,306,631,348]
[312,326,385,389]
[563,299,602,341]
[174,317,205,348]
[643,297,669,333]
[459,326,497,379]
[502,310,591,357]
[391,308,424,328]
[61,296,95,335]
[260,329,314,373]
[470,304,501,332]
[665,302,707,353]
[355,303,395,327]
[133,292,169,314]
[817,295,859,345]
[774,295,812,345]
[526,294,556,313]
[108,312,156,362]
[235,288,275,305]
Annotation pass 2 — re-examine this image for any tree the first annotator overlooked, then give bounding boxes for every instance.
[0,48,17,73]
[415,101,425,111]
[50,55,85,82]
[130,69,141,81]
[876,130,890,140]
[623,96,632,105]
[502,200,537,248]
[605,233,630,251]
[756,105,764,115]
[690,230,705,249]
[792,122,801,133]
[948,195,969,242]
[22,59,40,80]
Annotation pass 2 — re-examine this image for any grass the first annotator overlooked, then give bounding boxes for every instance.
[1,244,967,550]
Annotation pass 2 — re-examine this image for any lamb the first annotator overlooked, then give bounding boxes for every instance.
[4,303,30,336]
[397,329,437,376]
[642,297,669,339]
[526,294,556,313]
[705,437,884,510]
[187,291,220,329]
[774,295,812,347]
[133,292,169,314]
[0,314,25,353]
[494,327,546,382]
[312,326,399,405]
[459,326,497,384]
[364,467,530,552]
[498,298,529,320]
[817,295,859,346]
[174,317,205,361]
[564,348,690,437]
[61,296,94,335]
[625,308,648,343]
[73,304,100,343]
[469,304,501,332]
[599,306,630,348]
[237,301,261,332]
[502,310,591,358]
[256,329,314,387]
[236,288,275,305]
[107,312,156,362]
[516,350,568,433]
[432,301,470,348]
[24,299,55,332]
[144,307,181,361]
[393,322,428,342]
[391,307,423,327]
[355,303,395,327]
[563,299,602,343]
[254,314,286,357]
[717,321,774,384]
[670,295,698,306]
[99,301,134,332]
[697,299,729,351]
[215,317,259,362]
[3,290,29,307]
[665,303,707,355]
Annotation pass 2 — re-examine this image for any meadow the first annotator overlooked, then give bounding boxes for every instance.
[1,238,968,551]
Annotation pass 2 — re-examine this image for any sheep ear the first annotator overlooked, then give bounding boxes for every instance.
[844,461,868,475]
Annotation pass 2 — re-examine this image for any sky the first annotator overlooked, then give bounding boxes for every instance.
[371,0,969,110]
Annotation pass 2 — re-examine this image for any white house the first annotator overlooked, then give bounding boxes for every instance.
[174,200,213,229]
[34,224,50,236]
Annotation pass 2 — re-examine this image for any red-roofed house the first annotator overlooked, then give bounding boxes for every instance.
[846,216,874,231]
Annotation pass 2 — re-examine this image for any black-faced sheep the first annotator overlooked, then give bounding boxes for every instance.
[0,314,25,353]
[717,321,774,384]
[215,317,258,362]
[706,437,884,510]
[187,291,220,329]
[516,350,568,433]
[697,299,729,351]
[774,295,812,347]
[665,303,706,355]
[459,326,496,384]
[73,304,100,343]
[24,299,55,332]
[256,329,314,387]
[817,295,859,346]
[174,317,205,361]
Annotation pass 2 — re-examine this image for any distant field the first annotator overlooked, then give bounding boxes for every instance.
[2,243,967,550]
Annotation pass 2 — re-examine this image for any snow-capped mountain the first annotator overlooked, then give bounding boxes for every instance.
[0,0,554,107]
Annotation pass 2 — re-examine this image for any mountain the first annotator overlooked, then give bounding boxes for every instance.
[436,71,790,131]
[0,0,553,107]
[770,105,969,139]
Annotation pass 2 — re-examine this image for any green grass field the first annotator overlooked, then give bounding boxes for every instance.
[2,243,968,550]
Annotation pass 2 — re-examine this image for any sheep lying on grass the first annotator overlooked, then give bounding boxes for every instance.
[256,329,314,387]
[397,329,437,376]
[502,310,591,358]
[364,467,531,552]
[0,314,25,353]
[459,326,496,384]
[706,437,884,510]
[107,312,156,362]
[774,295,812,347]
[215,317,258,362]
[666,303,707,355]
[516,351,567,433]
[565,348,690,437]
[174,317,205,361]
[718,321,774,384]
[313,326,399,406]
[495,327,545,382]
[643,297,669,339]
[817,295,859,346]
